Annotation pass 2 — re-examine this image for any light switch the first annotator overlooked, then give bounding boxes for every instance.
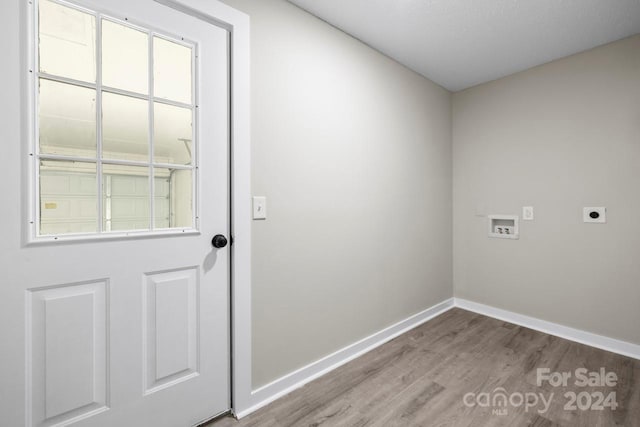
[253,196,267,220]
[522,206,534,221]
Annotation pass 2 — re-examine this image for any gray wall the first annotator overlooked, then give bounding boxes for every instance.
[453,35,640,345]
[220,0,453,388]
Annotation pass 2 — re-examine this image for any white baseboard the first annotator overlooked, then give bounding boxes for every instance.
[454,298,640,361]
[235,297,455,419]
[234,296,639,419]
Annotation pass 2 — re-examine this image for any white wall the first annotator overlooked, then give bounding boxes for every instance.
[220,0,453,388]
[453,35,640,346]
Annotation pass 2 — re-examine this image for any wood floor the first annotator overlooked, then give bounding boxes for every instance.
[208,308,640,426]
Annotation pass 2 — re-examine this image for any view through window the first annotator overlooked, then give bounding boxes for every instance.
[36,0,196,237]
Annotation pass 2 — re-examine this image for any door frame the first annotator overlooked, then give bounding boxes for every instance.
[31,0,253,418]
[17,0,253,418]
[153,0,253,417]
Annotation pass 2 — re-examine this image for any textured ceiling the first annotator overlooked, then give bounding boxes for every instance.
[288,0,640,91]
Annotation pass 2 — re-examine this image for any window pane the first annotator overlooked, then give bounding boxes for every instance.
[39,79,96,156]
[154,169,170,229]
[103,164,149,231]
[102,92,149,161]
[102,19,148,94]
[155,168,193,229]
[39,0,96,83]
[154,37,192,104]
[40,160,97,235]
[154,103,193,165]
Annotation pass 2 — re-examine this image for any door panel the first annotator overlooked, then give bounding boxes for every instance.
[28,280,109,426]
[143,267,199,394]
[0,0,230,426]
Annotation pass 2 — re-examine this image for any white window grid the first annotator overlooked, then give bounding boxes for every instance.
[29,0,200,242]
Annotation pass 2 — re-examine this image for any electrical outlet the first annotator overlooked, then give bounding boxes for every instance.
[584,207,606,223]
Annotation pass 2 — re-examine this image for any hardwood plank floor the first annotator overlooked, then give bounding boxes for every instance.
[207,308,640,426]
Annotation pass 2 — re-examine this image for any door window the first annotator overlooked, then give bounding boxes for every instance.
[34,0,197,239]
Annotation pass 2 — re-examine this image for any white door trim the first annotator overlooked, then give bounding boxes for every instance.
[15,0,243,423]
[151,0,252,416]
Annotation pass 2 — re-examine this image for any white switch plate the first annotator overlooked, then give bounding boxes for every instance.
[253,196,267,220]
[522,206,534,221]
[584,207,606,223]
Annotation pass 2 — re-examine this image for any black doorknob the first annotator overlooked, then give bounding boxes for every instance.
[212,234,228,248]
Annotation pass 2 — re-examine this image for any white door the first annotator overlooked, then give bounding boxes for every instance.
[0,0,230,426]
